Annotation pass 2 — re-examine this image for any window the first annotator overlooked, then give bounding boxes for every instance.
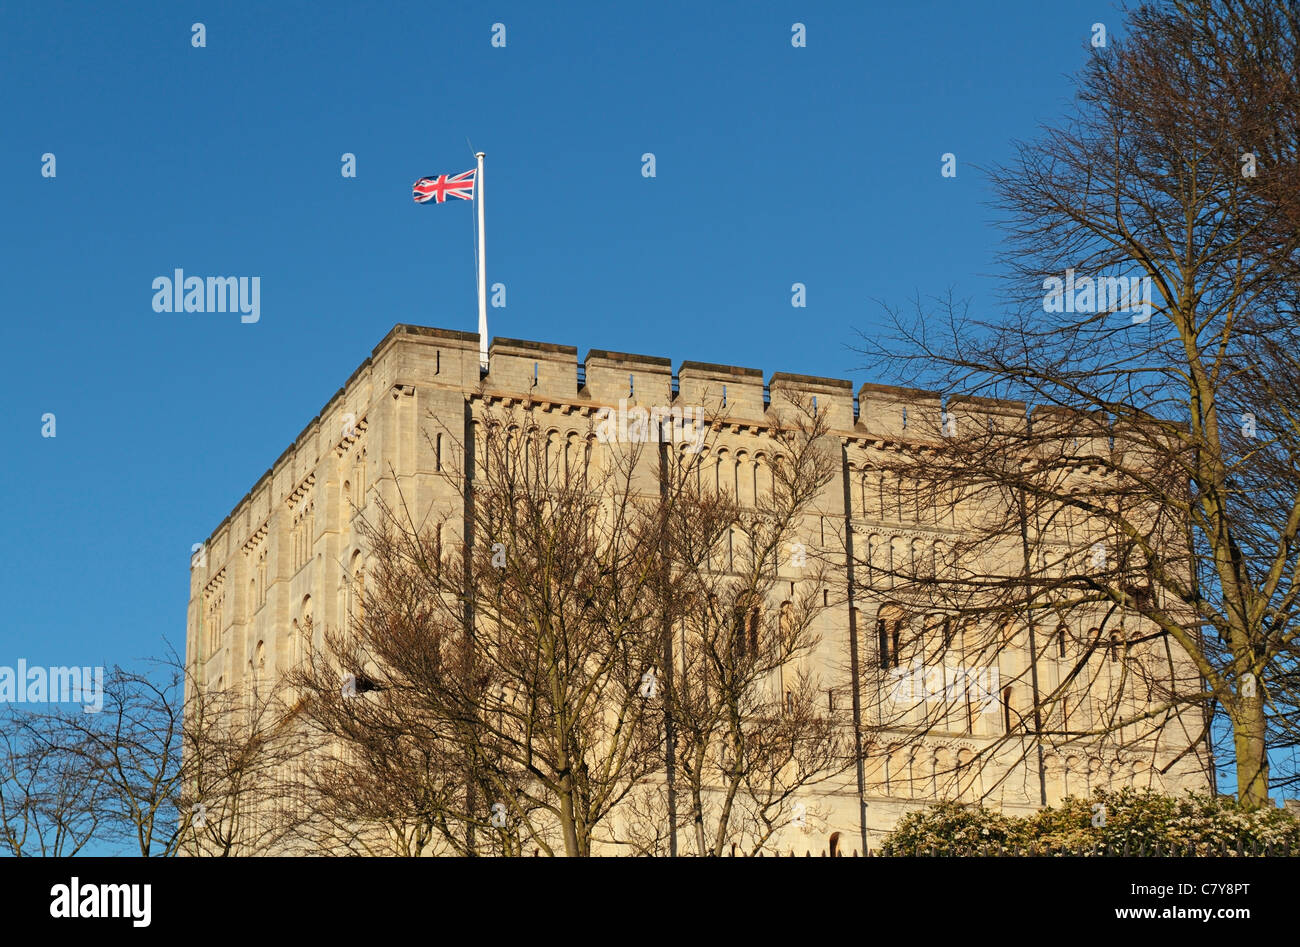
[299,595,312,662]
[733,602,759,658]
[877,607,905,669]
[348,551,365,629]
[1002,686,1014,733]
[256,550,267,606]
[1057,624,1068,658]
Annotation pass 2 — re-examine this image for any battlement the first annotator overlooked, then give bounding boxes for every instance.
[947,394,1028,436]
[857,382,943,440]
[199,324,1045,550]
[584,349,673,406]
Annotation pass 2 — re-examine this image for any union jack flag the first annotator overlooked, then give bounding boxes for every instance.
[413,169,476,203]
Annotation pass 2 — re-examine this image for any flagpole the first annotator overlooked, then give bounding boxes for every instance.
[476,152,488,371]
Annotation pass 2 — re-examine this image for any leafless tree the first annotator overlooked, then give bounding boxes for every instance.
[0,707,103,856]
[37,658,187,856]
[858,0,1300,808]
[661,396,853,854]
[177,670,312,856]
[293,399,671,856]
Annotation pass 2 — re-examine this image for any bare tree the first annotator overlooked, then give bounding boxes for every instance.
[662,396,852,854]
[36,659,187,856]
[858,0,1300,807]
[0,707,103,856]
[177,671,311,856]
[294,399,671,856]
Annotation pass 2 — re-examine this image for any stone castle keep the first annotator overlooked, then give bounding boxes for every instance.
[187,323,1210,851]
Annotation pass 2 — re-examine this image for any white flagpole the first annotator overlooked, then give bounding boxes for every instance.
[475,152,488,370]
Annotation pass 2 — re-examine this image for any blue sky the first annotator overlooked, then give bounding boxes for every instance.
[2,1,1118,689]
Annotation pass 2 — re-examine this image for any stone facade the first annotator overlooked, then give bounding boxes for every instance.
[187,323,1211,852]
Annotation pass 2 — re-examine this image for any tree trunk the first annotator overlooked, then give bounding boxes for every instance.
[1232,692,1269,809]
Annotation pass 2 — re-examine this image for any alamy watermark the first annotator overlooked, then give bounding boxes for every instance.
[152,269,260,323]
[1042,269,1153,323]
[0,660,104,713]
[594,399,707,453]
[887,657,1000,714]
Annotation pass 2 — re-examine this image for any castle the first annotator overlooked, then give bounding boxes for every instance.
[186,324,1211,853]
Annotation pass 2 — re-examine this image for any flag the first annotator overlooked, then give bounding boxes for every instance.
[413,169,476,203]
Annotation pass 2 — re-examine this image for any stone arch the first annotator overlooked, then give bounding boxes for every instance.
[1064,755,1081,799]
[735,450,751,505]
[347,550,365,630]
[876,604,907,669]
[934,746,954,799]
[956,747,975,801]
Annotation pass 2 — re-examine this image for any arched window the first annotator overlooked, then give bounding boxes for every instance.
[565,432,579,486]
[1002,686,1015,733]
[347,551,365,629]
[934,747,953,799]
[296,595,313,665]
[956,748,975,801]
[877,606,906,669]
[1064,756,1080,798]
[1057,624,1068,658]
[736,451,750,505]
[732,600,759,658]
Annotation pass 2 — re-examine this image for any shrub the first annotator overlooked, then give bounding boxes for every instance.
[878,801,1025,855]
[878,788,1300,855]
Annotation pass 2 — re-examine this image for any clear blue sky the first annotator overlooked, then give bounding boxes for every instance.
[2,1,1119,685]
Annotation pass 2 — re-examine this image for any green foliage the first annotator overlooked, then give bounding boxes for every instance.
[878,788,1300,855]
[878,801,1025,855]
